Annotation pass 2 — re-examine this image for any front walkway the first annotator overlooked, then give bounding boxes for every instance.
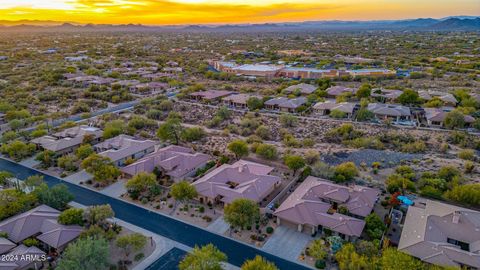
[262,226,314,262]
[206,217,230,235]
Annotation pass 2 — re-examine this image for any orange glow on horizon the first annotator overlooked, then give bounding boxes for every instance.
[0,0,478,25]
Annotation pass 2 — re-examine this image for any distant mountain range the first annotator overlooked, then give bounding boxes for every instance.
[0,16,478,32]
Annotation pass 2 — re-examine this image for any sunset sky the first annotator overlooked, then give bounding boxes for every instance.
[0,0,478,25]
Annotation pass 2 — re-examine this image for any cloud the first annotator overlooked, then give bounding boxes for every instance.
[0,0,478,24]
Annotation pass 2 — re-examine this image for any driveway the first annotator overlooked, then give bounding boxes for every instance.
[262,226,314,262]
[0,158,312,270]
[64,169,93,184]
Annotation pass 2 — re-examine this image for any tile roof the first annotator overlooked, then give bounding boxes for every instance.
[284,83,317,95]
[94,135,157,163]
[222,94,262,105]
[367,103,411,117]
[121,145,211,178]
[190,90,235,100]
[274,176,379,237]
[424,108,475,123]
[313,101,357,114]
[326,86,357,96]
[31,125,102,152]
[418,90,458,104]
[193,160,280,204]
[0,205,82,249]
[398,200,480,268]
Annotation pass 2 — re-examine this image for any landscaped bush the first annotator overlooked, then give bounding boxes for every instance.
[266,227,274,234]
[134,253,144,261]
[315,259,326,269]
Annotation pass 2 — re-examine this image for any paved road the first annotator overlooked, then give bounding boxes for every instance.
[23,100,140,132]
[0,158,311,270]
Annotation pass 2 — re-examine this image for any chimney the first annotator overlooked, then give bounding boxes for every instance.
[238,164,248,173]
[452,211,460,224]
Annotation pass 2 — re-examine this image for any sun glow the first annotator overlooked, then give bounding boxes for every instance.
[0,0,478,25]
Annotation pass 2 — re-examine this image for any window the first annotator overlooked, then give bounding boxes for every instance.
[447,238,470,252]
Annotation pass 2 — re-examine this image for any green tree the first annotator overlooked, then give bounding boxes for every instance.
[254,125,270,140]
[444,183,480,207]
[84,204,114,226]
[75,144,94,160]
[0,140,36,161]
[381,248,424,270]
[330,109,347,119]
[179,244,227,270]
[33,183,74,210]
[356,83,372,99]
[335,243,373,270]
[125,172,158,199]
[24,175,45,190]
[170,180,198,212]
[397,89,420,105]
[81,154,120,183]
[227,139,249,160]
[364,213,386,240]
[57,155,78,171]
[246,97,264,111]
[0,189,38,220]
[35,150,56,168]
[284,155,305,175]
[241,256,278,270]
[0,171,13,186]
[181,127,206,142]
[157,114,183,144]
[116,233,147,259]
[58,208,84,225]
[255,144,277,160]
[308,239,328,260]
[444,110,465,130]
[333,162,358,182]
[224,198,260,230]
[279,113,298,127]
[103,119,126,139]
[57,237,109,270]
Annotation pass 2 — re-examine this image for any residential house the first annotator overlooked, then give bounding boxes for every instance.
[371,89,403,103]
[112,80,140,90]
[31,125,102,155]
[189,90,235,104]
[326,86,357,99]
[193,160,281,206]
[419,90,458,107]
[274,176,379,241]
[398,200,480,269]
[130,82,169,95]
[424,108,475,128]
[367,103,412,122]
[0,113,5,125]
[283,83,317,96]
[222,94,262,109]
[94,135,156,167]
[278,97,308,113]
[121,145,211,181]
[264,97,307,112]
[0,205,82,269]
[312,101,357,118]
